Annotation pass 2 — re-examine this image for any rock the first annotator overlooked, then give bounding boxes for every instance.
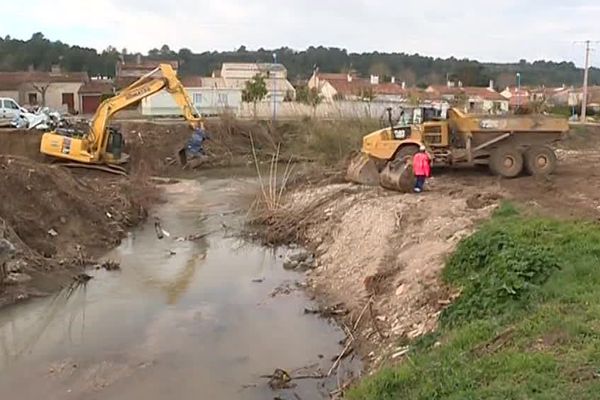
[5,259,27,273]
[4,272,32,285]
[283,249,313,271]
[48,229,58,237]
[59,216,67,224]
[283,259,300,270]
[0,239,16,263]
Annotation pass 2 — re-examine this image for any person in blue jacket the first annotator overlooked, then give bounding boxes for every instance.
[186,122,209,157]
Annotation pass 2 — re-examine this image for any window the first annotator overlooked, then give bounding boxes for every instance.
[4,99,19,110]
[218,93,228,105]
[28,93,38,105]
[193,93,202,105]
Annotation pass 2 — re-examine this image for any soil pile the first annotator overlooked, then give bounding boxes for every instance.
[0,155,151,305]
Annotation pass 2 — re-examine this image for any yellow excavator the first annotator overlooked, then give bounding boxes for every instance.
[347,107,570,191]
[40,63,201,174]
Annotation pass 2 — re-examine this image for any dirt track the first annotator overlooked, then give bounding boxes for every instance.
[256,145,600,368]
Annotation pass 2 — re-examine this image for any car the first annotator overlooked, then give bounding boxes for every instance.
[0,98,27,127]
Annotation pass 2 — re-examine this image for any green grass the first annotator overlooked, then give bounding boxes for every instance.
[348,205,600,400]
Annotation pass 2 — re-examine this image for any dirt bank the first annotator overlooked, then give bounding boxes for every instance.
[252,145,600,369]
[0,155,155,307]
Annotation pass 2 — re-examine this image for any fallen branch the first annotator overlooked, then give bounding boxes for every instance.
[327,338,354,377]
[368,299,386,340]
[352,297,372,331]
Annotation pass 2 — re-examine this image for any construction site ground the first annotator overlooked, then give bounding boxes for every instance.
[252,129,600,369]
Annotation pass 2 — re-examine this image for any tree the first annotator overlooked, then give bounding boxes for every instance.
[397,68,417,86]
[369,62,391,80]
[296,86,323,116]
[30,82,51,106]
[242,74,268,117]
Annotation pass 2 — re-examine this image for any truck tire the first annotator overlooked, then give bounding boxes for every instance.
[391,145,420,167]
[489,146,524,178]
[379,145,419,192]
[524,146,557,176]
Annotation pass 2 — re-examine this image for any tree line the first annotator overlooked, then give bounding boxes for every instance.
[1,33,599,88]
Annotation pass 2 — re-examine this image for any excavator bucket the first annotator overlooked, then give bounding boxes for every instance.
[346,152,380,186]
[379,160,415,192]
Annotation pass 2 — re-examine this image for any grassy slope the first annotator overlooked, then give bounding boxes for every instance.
[349,204,600,400]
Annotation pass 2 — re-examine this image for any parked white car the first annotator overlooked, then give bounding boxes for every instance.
[0,98,27,127]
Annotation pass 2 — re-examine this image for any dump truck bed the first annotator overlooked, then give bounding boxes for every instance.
[449,110,570,134]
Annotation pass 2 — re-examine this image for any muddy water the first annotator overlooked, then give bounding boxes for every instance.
[0,174,359,399]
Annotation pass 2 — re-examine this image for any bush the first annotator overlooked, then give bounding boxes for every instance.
[441,220,561,326]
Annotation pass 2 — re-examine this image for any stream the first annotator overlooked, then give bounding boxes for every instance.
[0,173,360,399]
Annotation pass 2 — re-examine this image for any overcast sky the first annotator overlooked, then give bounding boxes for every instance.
[2,0,600,65]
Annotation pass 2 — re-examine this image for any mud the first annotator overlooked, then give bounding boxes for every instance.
[255,145,600,369]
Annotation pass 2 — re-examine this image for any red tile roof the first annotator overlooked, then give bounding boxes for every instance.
[79,80,114,94]
[463,87,506,101]
[114,76,139,90]
[372,83,405,95]
[0,71,88,90]
[181,76,204,87]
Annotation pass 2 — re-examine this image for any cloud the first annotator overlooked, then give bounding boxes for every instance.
[2,0,600,64]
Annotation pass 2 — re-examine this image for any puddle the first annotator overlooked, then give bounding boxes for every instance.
[0,175,360,399]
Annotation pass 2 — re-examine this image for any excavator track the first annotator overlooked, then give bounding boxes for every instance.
[54,162,128,176]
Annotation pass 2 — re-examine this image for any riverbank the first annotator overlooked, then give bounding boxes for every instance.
[0,156,157,307]
[248,140,600,395]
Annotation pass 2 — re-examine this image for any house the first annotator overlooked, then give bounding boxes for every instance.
[78,79,115,115]
[500,87,531,109]
[428,83,508,114]
[462,87,509,113]
[308,72,370,102]
[220,63,296,102]
[372,83,408,103]
[0,67,88,113]
[141,76,243,117]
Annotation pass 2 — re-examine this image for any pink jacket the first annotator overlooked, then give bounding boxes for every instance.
[413,152,431,177]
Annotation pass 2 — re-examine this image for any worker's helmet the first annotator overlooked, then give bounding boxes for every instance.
[419,144,426,151]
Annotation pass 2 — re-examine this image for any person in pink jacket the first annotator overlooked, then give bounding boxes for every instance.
[412,145,431,193]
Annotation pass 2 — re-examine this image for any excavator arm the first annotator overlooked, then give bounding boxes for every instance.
[41,64,202,165]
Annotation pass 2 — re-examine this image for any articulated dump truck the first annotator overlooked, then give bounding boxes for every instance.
[346,108,570,192]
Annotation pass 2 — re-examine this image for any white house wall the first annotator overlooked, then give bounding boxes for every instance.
[141,87,242,116]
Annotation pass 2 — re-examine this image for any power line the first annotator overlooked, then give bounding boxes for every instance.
[575,40,600,122]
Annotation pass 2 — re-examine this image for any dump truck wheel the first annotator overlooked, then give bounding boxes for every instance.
[524,146,557,176]
[490,146,524,178]
[392,145,420,167]
[379,145,419,192]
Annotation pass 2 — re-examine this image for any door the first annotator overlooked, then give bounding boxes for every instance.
[0,100,6,126]
[81,95,101,115]
[0,99,21,127]
[62,93,75,114]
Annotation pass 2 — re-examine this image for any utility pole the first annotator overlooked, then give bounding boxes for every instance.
[576,40,599,123]
[582,40,591,122]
